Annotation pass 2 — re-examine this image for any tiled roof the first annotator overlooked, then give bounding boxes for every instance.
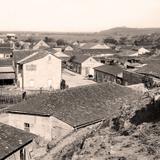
[0,123,35,160]
[0,47,13,54]
[94,64,123,76]
[80,49,116,56]
[17,50,57,64]
[13,50,38,62]
[71,55,90,64]
[7,83,142,128]
[80,43,108,49]
[0,43,11,48]
[136,60,160,78]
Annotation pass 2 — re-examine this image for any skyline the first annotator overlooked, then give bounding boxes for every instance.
[0,0,160,32]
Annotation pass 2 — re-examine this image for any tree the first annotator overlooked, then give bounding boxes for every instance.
[24,36,35,43]
[44,37,55,43]
[56,39,65,46]
[104,38,118,45]
[118,37,127,45]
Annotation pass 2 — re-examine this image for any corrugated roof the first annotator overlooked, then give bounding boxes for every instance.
[0,73,15,79]
[94,64,123,76]
[7,82,142,128]
[0,123,36,160]
[0,66,14,73]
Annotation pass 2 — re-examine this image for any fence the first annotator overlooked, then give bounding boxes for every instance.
[0,88,59,105]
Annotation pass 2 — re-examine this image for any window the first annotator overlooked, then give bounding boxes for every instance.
[26,64,36,71]
[24,123,30,132]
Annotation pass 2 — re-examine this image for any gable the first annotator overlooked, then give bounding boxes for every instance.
[82,57,101,65]
[90,44,110,49]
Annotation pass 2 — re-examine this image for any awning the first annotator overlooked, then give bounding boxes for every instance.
[0,73,15,80]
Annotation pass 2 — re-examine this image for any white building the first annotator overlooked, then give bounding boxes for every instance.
[33,40,50,50]
[16,50,62,90]
[70,55,103,76]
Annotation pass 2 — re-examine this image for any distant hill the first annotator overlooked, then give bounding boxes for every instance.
[98,27,160,37]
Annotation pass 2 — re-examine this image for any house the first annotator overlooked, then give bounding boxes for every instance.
[33,40,50,50]
[123,70,151,86]
[0,122,36,160]
[3,82,142,141]
[79,42,86,47]
[123,60,160,87]
[138,47,150,55]
[64,45,73,51]
[0,59,15,85]
[54,51,70,64]
[72,41,79,46]
[16,50,62,90]
[53,47,62,52]
[6,33,16,40]
[0,44,13,59]
[94,64,123,84]
[128,47,150,57]
[68,55,103,76]
[81,43,110,49]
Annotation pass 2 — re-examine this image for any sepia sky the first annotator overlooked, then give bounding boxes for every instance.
[0,0,160,32]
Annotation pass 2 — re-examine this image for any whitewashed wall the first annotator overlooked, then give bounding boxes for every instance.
[81,57,103,76]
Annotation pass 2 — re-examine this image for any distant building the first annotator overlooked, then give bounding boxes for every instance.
[94,64,123,84]
[16,50,62,90]
[123,60,160,87]
[79,42,86,47]
[53,47,62,52]
[81,43,110,49]
[33,40,50,50]
[138,47,150,55]
[54,51,70,63]
[0,123,36,160]
[0,59,15,85]
[69,55,103,76]
[64,45,73,51]
[4,83,142,141]
[6,33,16,40]
[128,47,150,57]
[0,43,13,59]
[72,41,79,46]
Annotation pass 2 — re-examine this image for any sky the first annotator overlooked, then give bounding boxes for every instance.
[0,0,160,32]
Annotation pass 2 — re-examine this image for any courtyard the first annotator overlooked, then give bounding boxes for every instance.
[62,69,96,88]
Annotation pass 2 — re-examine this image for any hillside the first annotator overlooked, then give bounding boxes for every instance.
[98,27,160,38]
